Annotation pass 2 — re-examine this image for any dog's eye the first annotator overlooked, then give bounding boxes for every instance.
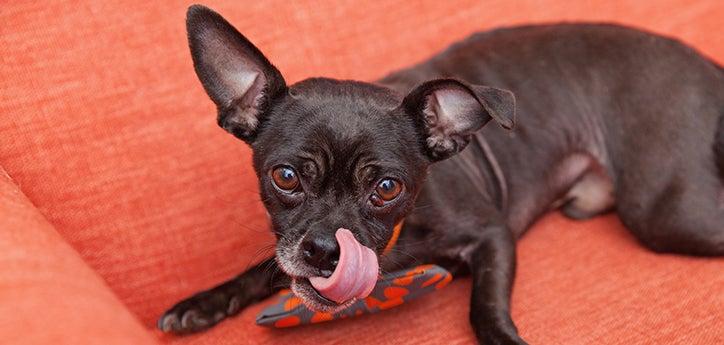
[271,166,299,192]
[371,178,402,206]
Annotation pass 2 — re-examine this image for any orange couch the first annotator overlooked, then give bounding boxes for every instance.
[1,1,722,344]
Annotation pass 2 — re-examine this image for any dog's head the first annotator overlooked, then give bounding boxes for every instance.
[186,5,515,311]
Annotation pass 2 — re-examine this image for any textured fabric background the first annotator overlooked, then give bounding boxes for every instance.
[0,166,156,345]
[0,1,722,344]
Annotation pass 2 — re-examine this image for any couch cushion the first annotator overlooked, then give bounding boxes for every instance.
[0,166,157,345]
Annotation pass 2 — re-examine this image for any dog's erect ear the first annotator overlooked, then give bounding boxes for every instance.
[402,79,515,161]
[186,5,286,142]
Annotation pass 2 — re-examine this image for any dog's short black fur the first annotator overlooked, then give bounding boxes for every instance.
[159,5,724,344]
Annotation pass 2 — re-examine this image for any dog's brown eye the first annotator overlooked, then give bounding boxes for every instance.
[271,166,299,191]
[373,178,402,205]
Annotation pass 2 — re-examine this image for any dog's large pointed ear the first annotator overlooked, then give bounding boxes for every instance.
[186,5,286,142]
[402,79,515,161]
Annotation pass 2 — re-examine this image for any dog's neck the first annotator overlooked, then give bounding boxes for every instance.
[383,134,506,255]
[475,133,508,211]
[452,132,508,213]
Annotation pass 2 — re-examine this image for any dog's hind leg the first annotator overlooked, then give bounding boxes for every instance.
[632,176,724,256]
[616,140,724,257]
[714,111,724,181]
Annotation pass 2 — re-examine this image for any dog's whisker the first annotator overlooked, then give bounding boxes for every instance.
[398,233,445,248]
[229,220,274,235]
[411,203,434,211]
[247,244,275,263]
[268,267,285,292]
[386,248,422,265]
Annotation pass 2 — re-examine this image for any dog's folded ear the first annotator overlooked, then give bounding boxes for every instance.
[402,79,515,161]
[186,5,286,142]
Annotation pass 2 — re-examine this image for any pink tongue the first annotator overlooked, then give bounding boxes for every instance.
[308,228,379,304]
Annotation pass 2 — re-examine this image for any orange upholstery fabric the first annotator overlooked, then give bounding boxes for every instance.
[1,1,722,344]
[0,167,156,345]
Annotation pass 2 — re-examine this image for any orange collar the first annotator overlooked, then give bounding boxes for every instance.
[382,220,404,256]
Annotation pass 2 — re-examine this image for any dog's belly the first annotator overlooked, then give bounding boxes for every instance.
[507,152,614,235]
[550,153,615,219]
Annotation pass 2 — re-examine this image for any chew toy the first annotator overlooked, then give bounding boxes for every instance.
[256,264,452,328]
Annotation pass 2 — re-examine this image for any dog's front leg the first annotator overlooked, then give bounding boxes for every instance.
[468,226,527,345]
[158,256,288,333]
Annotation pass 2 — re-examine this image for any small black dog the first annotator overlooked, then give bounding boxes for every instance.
[160,5,724,344]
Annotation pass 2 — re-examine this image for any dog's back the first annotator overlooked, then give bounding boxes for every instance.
[382,23,724,253]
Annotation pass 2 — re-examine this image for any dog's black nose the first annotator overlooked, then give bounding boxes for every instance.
[301,235,340,275]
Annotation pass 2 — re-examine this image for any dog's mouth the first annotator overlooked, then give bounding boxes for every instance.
[286,228,380,312]
[290,277,350,312]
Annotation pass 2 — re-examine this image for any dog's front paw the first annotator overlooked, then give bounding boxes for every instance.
[158,290,241,334]
[478,330,528,345]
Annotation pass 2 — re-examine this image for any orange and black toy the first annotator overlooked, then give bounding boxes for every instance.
[257,264,452,328]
